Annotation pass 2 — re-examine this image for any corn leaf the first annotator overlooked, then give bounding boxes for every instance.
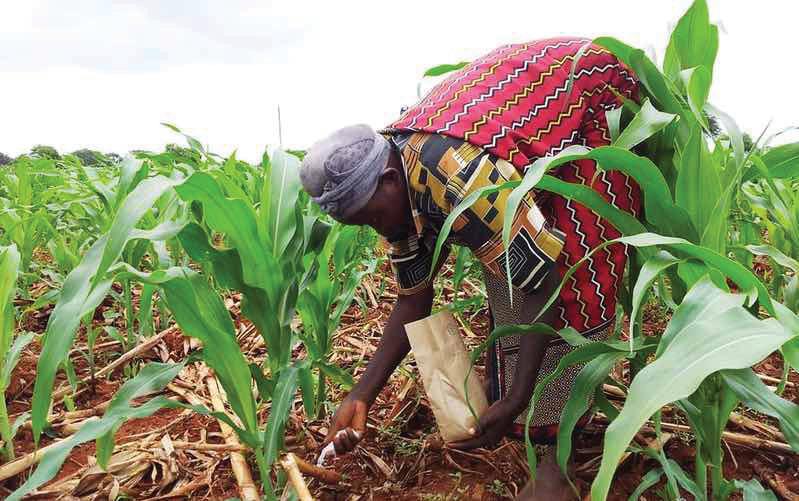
[175,172,269,291]
[663,0,719,83]
[264,366,299,467]
[657,275,745,357]
[745,244,799,272]
[31,237,113,440]
[760,143,799,179]
[264,149,302,256]
[612,98,677,151]
[117,266,259,434]
[734,479,779,501]
[629,251,685,339]
[0,244,21,361]
[680,66,711,129]
[628,468,664,501]
[556,352,625,477]
[676,124,722,248]
[422,62,470,78]
[8,362,186,501]
[721,368,799,451]
[591,284,794,500]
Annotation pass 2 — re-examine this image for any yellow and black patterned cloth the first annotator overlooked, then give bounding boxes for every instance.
[385,131,565,295]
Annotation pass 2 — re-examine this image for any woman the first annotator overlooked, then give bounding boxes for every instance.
[300,37,640,498]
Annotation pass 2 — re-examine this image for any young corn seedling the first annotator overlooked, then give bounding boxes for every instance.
[0,244,35,461]
[19,127,368,499]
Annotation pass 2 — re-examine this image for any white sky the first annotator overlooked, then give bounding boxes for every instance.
[2,1,798,161]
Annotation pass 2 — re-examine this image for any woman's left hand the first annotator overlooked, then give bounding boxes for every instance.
[448,396,523,450]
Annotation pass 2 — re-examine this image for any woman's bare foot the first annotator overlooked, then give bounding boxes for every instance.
[515,449,575,501]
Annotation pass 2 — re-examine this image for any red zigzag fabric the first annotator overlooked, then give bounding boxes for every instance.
[387,37,642,332]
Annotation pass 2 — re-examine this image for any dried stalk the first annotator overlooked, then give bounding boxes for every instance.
[0,440,62,482]
[593,414,796,455]
[280,453,313,501]
[206,375,259,501]
[169,441,247,453]
[293,454,341,484]
[601,384,794,449]
[53,326,178,401]
[758,373,796,389]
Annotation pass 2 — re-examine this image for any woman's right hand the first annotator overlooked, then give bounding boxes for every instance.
[323,393,369,454]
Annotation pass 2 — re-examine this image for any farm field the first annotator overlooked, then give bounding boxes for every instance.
[2,1,799,500]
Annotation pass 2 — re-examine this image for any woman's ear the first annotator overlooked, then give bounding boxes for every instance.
[379,166,403,190]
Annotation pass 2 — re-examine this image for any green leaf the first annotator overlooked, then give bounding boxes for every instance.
[745,244,799,273]
[264,366,299,467]
[596,37,683,115]
[591,283,793,500]
[32,237,114,441]
[680,66,711,128]
[175,172,269,291]
[533,232,774,338]
[663,0,719,83]
[0,244,21,362]
[761,143,799,179]
[1,332,34,386]
[523,336,655,480]
[161,122,206,155]
[612,98,677,151]
[428,181,518,281]
[118,266,259,434]
[657,275,745,357]
[629,251,685,340]
[264,149,302,256]
[297,363,317,418]
[627,467,663,501]
[503,145,590,298]
[537,175,647,236]
[721,368,799,452]
[734,479,778,501]
[422,62,470,78]
[676,124,721,246]
[95,176,178,286]
[605,107,622,142]
[318,362,355,389]
[8,362,186,501]
[95,361,188,466]
[556,352,625,477]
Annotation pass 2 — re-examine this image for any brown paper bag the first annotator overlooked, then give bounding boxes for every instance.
[405,311,489,442]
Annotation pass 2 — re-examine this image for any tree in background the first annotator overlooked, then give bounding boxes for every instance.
[30,145,61,160]
[0,153,12,166]
[70,148,108,166]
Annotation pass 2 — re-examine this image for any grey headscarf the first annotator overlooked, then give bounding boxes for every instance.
[300,124,391,220]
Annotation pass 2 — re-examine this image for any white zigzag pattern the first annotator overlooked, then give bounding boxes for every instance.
[435,39,589,135]
[569,141,608,324]
[546,130,580,156]
[542,130,581,329]
[481,63,621,150]
[596,171,620,321]
[406,44,516,129]
[564,195,592,327]
[624,173,636,216]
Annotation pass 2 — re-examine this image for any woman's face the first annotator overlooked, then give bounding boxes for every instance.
[339,162,412,240]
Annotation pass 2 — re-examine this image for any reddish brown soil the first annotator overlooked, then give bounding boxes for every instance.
[2,274,798,500]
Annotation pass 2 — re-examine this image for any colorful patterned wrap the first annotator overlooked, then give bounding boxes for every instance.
[385,36,642,334]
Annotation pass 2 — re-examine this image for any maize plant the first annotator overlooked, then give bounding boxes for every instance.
[11,128,371,500]
[0,244,34,462]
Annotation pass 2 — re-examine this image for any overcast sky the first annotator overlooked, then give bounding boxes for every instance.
[2,1,798,161]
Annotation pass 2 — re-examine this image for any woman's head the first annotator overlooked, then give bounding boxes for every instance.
[300,125,412,239]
